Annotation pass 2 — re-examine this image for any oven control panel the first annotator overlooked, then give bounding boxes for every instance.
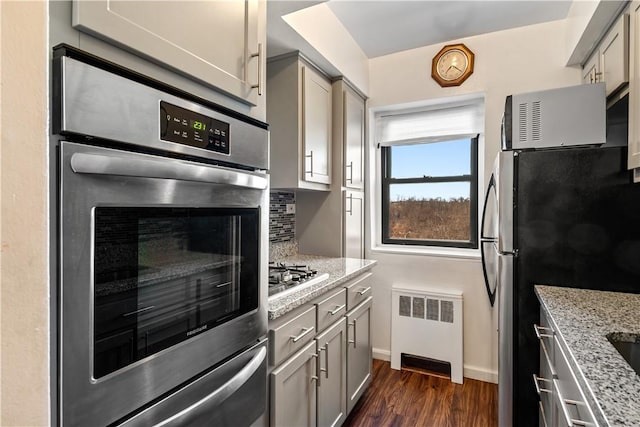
[160,101,230,155]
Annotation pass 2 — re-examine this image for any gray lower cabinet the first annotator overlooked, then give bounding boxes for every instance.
[535,308,598,427]
[270,339,318,427]
[316,319,347,427]
[346,297,373,414]
[269,273,374,426]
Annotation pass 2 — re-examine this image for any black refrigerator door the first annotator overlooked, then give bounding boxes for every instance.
[480,173,499,306]
[513,146,640,427]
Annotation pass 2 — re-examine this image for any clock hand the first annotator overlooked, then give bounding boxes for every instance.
[452,65,463,72]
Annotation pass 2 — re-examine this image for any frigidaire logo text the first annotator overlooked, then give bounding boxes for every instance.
[187,325,208,337]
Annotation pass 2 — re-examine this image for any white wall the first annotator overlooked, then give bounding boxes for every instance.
[282,3,369,95]
[1,1,50,425]
[366,19,581,383]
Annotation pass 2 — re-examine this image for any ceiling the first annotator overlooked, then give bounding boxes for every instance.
[267,0,572,60]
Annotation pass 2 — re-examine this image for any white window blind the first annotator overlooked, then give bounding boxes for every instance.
[376,100,484,147]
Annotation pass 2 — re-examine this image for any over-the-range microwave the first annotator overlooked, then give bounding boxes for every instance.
[502,82,606,150]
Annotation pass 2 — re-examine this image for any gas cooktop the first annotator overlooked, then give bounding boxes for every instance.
[268,263,329,298]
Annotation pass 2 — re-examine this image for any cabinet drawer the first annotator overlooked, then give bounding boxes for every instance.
[344,273,372,310]
[270,305,317,366]
[553,337,597,426]
[316,288,347,333]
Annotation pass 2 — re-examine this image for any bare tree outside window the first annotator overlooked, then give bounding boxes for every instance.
[381,137,478,248]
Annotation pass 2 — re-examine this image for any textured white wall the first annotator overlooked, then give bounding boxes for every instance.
[282,3,369,95]
[1,1,50,425]
[366,19,582,382]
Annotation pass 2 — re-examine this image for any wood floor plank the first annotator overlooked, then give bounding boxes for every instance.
[343,359,498,427]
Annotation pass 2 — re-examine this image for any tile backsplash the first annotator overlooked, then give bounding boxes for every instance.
[269,191,295,243]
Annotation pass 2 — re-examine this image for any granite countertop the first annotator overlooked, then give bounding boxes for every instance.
[535,285,640,427]
[268,255,377,320]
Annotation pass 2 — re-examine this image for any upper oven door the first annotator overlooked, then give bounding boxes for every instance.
[59,141,269,427]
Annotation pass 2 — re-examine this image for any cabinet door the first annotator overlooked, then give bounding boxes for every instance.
[582,52,599,84]
[303,65,332,185]
[600,13,629,95]
[630,2,640,172]
[346,297,372,414]
[344,191,364,259]
[316,319,347,427]
[343,89,365,190]
[270,340,318,427]
[72,0,261,106]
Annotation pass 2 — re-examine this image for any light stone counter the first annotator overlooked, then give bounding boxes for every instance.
[535,285,640,427]
[268,255,376,320]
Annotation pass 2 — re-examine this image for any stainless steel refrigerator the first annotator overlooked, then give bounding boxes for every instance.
[481,84,640,427]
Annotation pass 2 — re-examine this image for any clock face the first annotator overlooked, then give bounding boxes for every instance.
[437,49,468,81]
[431,43,474,87]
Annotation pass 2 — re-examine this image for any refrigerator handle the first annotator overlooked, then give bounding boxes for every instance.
[480,242,497,307]
[480,173,497,241]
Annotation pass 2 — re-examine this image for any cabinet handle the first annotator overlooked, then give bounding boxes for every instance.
[345,161,354,183]
[306,151,314,177]
[594,71,603,83]
[346,193,353,215]
[329,304,346,316]
[554,380,591,427]
[311,352,321,387]
[564,399,591,426]
[357,287,371,296]
[348,319,357,347]
[532,374,552,395]
[290,326,314,343]
[320,342,329,379]
[250,43,263,96]
[533,324,553,339]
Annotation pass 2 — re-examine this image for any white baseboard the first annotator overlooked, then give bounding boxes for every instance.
[463,365,498,384]
[372,348,498,384]
[373,347,391,361]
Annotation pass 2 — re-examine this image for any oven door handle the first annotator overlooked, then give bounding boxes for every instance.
[70,152,268,190]
[154,346,266,427]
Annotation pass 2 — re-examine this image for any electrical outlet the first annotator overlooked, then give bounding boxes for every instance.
[286,204,295,214]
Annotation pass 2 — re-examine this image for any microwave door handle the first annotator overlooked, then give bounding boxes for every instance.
[154,346,266,427]
[70,152,268,190]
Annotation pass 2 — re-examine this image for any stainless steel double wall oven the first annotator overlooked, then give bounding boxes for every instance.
[53,46,269,426]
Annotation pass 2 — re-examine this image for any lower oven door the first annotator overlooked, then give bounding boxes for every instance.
[119,338,268,427]
[59,141,269,426]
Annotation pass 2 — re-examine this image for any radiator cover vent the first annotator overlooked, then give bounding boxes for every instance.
[391,286,464,383]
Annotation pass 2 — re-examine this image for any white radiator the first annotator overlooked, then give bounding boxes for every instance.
[391,285,463,384]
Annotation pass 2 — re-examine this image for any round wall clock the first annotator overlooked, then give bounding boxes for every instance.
[431,43,475,87]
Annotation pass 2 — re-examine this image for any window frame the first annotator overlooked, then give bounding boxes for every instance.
[380,135,479,249]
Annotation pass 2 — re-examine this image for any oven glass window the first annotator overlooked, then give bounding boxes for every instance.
[93,207,259,379]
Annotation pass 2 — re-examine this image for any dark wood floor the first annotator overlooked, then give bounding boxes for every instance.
[343,359,498,427]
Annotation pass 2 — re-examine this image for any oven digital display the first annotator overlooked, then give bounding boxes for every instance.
[160,101,230,155]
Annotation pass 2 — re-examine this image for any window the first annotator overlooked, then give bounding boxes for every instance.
[381,137,478,248]
[376,99,483,249]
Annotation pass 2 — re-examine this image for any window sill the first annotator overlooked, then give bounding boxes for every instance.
[370,244,481,260]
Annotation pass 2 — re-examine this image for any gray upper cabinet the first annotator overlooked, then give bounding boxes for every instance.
[342,87,365,190]
[581,12,629,96]
[304,66,333,185]
[72,0,263,106]
[629,2,640,174]
[267,53,332,191]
